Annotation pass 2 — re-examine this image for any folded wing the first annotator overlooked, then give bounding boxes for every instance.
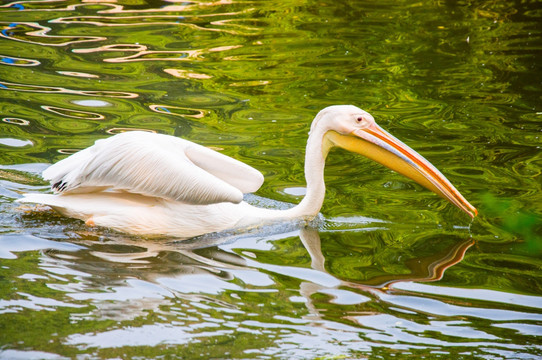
[42,131,264,205]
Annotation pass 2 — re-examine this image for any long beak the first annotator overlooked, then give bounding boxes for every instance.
[326,123,477,218]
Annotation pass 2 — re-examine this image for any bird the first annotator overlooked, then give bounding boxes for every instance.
[18,105,477,238]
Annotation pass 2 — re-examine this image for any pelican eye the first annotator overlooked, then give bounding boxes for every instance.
[356,116,363,122]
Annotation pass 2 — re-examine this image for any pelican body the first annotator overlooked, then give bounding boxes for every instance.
[19,106,477,238]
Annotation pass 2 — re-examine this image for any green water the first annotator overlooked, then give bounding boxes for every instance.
[1,0,541,358]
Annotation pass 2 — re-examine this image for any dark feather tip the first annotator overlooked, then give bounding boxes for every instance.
[52,181,67,192]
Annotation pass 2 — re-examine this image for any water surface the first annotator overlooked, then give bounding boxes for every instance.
[1,0,541,358]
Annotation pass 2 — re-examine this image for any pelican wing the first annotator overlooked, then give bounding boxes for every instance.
[43,131,264,205]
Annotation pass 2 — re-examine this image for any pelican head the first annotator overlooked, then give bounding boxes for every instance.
[311,105,477,218]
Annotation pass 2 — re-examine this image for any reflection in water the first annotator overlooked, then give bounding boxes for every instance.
[52,11,260,35]
[71,99,111,107]
[149,104,207,118]
[73,43,242,63]
[2,117,30,126]
[57,71,99,79]
[56,149,80,155]
[0,80,138,98]
[298,227,474,287]
[105,127,156,135]
[3,218,540,357]
[0,137,33,148]
[164,68,213,80]
[41,106,105,120]
[74,44,202,63]
[0,54,39,66]
[0,21,105,46]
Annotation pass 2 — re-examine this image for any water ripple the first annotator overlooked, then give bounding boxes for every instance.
[0,21,105,46]
[149,104,207,119]
[164,68,213,79]
[73,43,242,63]
[57,71,99,78]
[2,117,29,126]
[41,105,105,120]
[0,80,138,98]
[105,127,156,135]
[0,137,32,148]
[0,54,39,66]
[51,11,260,35]
[1,0,541,358]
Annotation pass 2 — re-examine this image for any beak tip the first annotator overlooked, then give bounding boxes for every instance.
[467,206,478,218]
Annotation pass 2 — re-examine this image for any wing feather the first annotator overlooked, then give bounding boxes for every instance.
[43,131,264,205]
[185,143,264,194]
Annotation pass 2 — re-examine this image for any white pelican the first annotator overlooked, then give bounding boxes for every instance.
[19,105,477,238]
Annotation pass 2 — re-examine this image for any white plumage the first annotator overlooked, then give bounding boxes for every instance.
[19,105,477,238]
[42,131,263,204]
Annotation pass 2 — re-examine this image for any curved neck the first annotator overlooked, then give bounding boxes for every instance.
[285,128,332,218]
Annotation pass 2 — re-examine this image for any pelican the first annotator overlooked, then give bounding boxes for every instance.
[19,105,477,238]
